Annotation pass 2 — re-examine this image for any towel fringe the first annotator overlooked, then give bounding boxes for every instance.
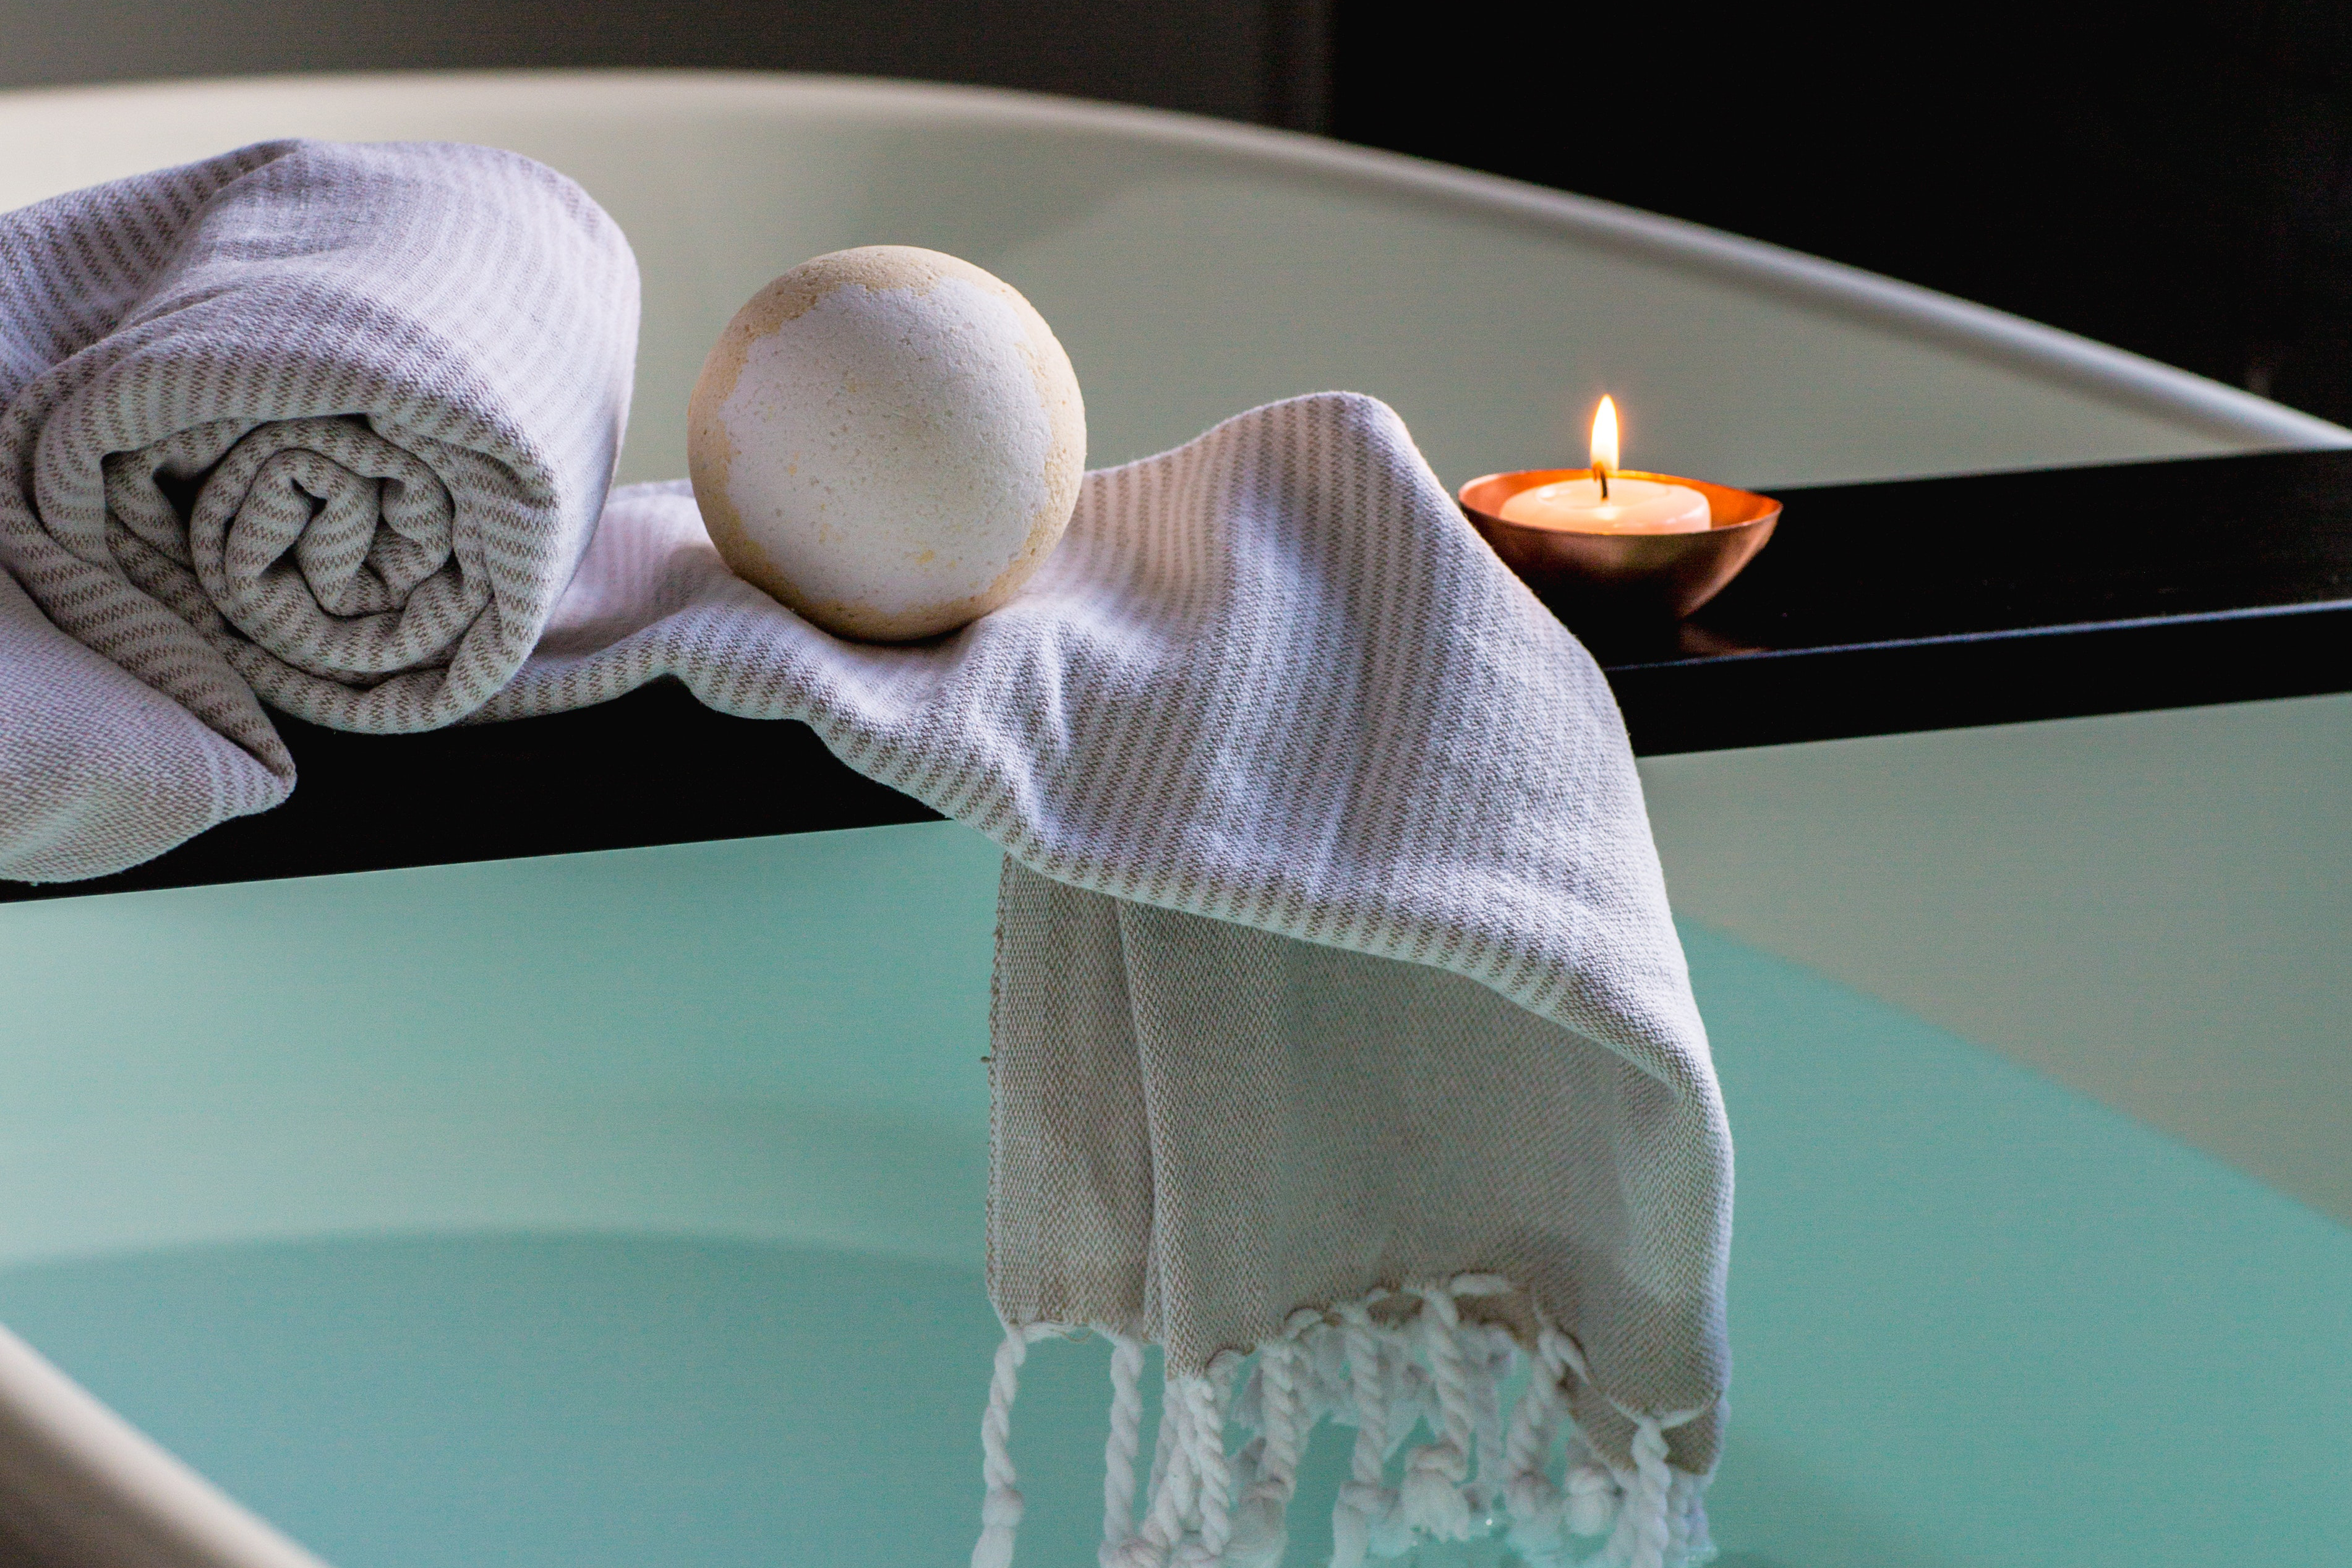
[972,1322,1061,1568]
[1103,1335,1150,1562]
[975,1276,1716,1568]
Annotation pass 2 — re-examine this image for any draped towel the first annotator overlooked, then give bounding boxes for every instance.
[0,143,1729,1568]
[497,401,1732,1568]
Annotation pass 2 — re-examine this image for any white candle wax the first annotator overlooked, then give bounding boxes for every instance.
[1499,475,1711,535]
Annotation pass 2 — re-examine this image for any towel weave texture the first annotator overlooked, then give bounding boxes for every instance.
[0,145,1729,1568]
[513,401,1732,1568]
[0,140,636,879]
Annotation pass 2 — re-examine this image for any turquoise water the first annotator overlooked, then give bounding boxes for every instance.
[0,1235,1118,1568]
[2,824,2348,1566]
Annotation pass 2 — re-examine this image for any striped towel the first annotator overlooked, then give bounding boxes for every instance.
[504,394,1731,1568]
[0,143,1728,1568]
[0,140,636,880]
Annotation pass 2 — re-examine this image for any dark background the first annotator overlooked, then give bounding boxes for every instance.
[6,0,2344,425]
[1334,1,2352,427]
[0,0,1330,128]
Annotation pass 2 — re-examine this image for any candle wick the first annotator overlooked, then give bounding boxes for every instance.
[1596,464,1610,501]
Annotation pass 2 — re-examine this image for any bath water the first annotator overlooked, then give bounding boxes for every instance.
[0,1228,1575,1567]
[3,827,2348,1566]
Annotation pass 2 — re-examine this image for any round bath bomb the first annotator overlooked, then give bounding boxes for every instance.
[688,245,1086,641]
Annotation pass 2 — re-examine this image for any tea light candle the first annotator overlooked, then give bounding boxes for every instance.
[1499,396,1711,534]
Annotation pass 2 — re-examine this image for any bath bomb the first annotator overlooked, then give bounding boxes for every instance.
[688,245,1086,641]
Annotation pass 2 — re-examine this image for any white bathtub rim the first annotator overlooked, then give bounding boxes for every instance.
[0,67,2338,459]
[0,1319,330,1568]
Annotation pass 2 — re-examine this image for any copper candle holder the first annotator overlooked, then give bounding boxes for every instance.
[1458,468,1781,622]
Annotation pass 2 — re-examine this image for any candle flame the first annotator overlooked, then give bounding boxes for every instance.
[1589,395,1620,478]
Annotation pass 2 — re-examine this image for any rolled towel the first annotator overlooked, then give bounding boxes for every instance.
[0,140,637,880]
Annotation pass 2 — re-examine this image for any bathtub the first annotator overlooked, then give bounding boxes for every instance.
[1,70,2346,1568]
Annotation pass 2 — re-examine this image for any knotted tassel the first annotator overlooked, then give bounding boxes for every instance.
[1171,1365,1238,1567]
[1101,1335,1150,1566]
[1397,1285,1476,1541]
[1502,1331,1568,1552]
[1565,1460,1621,1539]
[974,1325,1052,1568]
[1228,1320,1316,1568]
[1601,1403,1706,1568]
[1329,1300,1399,1568]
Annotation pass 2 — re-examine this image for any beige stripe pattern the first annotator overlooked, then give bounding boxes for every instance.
[0,140,636,879]
[0,143,1724,1564]
[493,393,1731,1561]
